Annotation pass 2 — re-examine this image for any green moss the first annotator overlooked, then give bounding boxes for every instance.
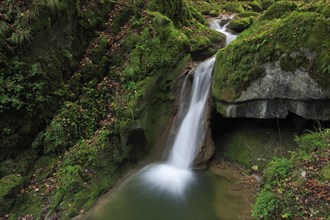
[123,11,189,81]
[259,1,297,21]
[184,22,224,57]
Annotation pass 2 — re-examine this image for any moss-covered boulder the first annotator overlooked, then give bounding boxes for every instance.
[212,9,330,120]
[228,17,254,32]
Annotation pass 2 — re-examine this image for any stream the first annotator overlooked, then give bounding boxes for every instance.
[80,15,253,220]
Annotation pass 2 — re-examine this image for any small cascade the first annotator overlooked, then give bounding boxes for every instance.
[141,16,237,195]
[209,15,236,45]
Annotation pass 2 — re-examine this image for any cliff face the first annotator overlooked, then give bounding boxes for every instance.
[212,1,330,120]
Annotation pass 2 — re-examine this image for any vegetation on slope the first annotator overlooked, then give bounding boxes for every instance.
[253,129,330,219]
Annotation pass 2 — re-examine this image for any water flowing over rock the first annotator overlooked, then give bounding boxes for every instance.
[141,16,237,194]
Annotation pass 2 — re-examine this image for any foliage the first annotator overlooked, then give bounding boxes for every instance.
[253,129,330,219]
[0,57,47,113]
[264,158,292,185]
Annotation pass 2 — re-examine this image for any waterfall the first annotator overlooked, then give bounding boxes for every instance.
[141,15,237,195]
[167,57,215,169]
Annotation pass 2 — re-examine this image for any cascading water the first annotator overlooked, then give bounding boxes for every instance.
[209,15,236,45]
[141,15,236,195]
[141,58,215,195]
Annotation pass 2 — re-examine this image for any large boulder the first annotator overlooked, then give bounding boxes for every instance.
[212,10,330,120]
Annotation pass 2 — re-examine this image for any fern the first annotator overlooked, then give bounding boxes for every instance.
[8,27,32,45]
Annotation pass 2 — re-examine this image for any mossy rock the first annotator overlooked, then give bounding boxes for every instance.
[209,9,219,17]
[222,2,245,13]
[228,17,253,32]
[212,11,330,102]
[259,1,297,21]
[248,0,263,12]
